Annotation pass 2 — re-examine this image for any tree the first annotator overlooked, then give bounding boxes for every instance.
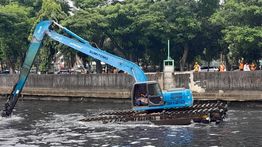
[74,0,107,9]
[131,0,168,68]
[63,6,108,73]
[0,0,42,12]
[68,1,170,72]
[193,0,222,67]
[0,3,32,73]
[211,0,262,65]
[68,0,224,72]
[31,0,68,73]
[0,0,69,73]
[164,0,201,71]
[0,41,4,71]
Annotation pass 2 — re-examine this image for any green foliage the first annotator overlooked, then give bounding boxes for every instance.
[0,40,5,61]
[74,0,107,9]
[0,0,41,12]
[32,0,66,28]
[211,0,262,64]
[193,0,222,64]
[32,0,67,73]
[65,0,225,70]
[0,0,68,73]
[225,26,262,63]
[0,0,261,72]
[166,0,201,43]
[65,0,167,64]
[0,3,32,71]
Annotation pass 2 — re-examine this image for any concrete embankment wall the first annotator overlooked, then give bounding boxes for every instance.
[0,71,262,101]
[0,73,163,100]
[174,71,262,101]
[174,71,262,91]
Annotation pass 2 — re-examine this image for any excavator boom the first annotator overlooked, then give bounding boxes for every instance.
[1,20,228,126]
[1,20,147,117]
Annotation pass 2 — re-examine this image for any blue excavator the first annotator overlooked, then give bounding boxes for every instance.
[1,21,227,125]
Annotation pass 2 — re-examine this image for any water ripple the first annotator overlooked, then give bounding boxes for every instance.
[1,100,262,146]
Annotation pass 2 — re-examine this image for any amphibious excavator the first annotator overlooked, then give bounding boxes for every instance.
[1,20,227,125]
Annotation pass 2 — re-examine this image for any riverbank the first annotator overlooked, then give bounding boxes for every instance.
[193,90,262,101]
[1,71,262,102]
[1,87,262,102]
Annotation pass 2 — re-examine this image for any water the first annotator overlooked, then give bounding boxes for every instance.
[1,99,262,147]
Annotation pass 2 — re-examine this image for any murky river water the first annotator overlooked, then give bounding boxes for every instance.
[0,99,262,147]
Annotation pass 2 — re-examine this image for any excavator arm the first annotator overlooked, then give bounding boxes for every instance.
[0,21,228,125]
[1,20,147,117]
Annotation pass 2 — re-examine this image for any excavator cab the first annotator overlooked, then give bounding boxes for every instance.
[132,81,164,108]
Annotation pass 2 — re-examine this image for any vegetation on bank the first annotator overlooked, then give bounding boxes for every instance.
[0,0,261,73]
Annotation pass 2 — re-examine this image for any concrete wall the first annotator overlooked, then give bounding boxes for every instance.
[0,73,163,99]
[1,71,262,101]
[173,71,262,91]
[1,71,262,91]
[0,74,134,90]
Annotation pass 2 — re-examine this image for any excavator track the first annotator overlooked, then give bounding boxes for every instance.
[80,101,228,125]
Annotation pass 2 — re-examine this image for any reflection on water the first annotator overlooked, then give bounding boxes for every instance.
[1,100,262,147]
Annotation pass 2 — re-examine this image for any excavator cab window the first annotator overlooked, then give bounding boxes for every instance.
[148,83,162,96]
[132,82,164,107]
[147,83,164,106]
[133,83,148,106]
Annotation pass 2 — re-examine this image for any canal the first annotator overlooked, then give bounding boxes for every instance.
[0,99,262,147]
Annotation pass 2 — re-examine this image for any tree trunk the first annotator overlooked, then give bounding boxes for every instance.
[179,43,189,71]
[93,37,106,74]
[0,61,3,71]
[207,60,210,72]
[7,59,15,74]
[95,60,102,73]
[70,52,75,69]
[129,52,133,61]
[7,58,15,74]
[225,55,229,71]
